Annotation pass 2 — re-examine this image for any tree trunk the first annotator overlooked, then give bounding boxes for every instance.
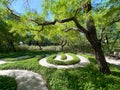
[61,40,67,51]
[39,45,43,51]
[86,32,111,74]
[9,40,16,52]
[94,44,111,74]
[61,45,64,51]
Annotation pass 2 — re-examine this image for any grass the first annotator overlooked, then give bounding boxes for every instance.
[47,53,80,65]
[0,75,17,90]
[0,51,120,90]
[3,55,34,61]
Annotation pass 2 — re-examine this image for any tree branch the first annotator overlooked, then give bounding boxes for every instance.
[30,25,44,32]
[74,7,81,17]
[31,17,87,34]
[58,17,75,23]
[99,28,105,42]
[64,27,80,32]
[73,17,87,33]
[6,6,20,20]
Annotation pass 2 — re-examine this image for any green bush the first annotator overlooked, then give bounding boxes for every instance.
[47,53,80,65]
[0,75,17,90]
[60,53,67,60]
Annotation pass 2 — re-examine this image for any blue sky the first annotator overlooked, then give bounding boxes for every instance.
[10,0,102,14]
[10,0,43,14]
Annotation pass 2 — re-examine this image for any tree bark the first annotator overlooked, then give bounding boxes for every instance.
[9,40,16,52]
[85,31,111,74]
[39,45,43,51]
[60,40,67,51]
[83,1,111,74]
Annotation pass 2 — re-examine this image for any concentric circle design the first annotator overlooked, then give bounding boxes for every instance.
[39,53,90,69]
[47,53,80,65]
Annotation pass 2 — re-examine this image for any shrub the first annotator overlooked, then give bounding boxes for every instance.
[60,53,67,60]
[0,75,17,90]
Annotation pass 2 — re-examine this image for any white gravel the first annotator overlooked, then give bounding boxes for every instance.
[39,54,90,69]
[0,59,12,65]
[0,70,48,90]
[0,60,7,64]
[106,57,120,65]
[0,55,30,65]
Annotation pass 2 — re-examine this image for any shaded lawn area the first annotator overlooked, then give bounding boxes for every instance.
[0,50,59,58]
[0,51,120,90]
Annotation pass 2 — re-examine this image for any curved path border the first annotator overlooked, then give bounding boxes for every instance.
[0,70,48,90]
[106,57,120,66]
[39,54,90,69]
[0,55,32,65]
[0,59,12,65]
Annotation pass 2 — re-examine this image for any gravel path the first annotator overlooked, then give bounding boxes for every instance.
[0,59,12,65]
[39,54,90,69]
[0,70,48,90]
[0,55,31,65]
[106,57,120,66]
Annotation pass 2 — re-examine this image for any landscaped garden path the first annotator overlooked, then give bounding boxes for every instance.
[106,56,120,68]
[0,59,11,64]
[0,70,48,90]
[39,53,90,69]
[0,53,120,90]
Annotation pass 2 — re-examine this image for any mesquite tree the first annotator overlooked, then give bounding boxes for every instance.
[3,0,120,74]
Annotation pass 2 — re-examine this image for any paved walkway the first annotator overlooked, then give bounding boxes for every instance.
[106,56,120,67]
[0,70,48,90]
[39,54,90,69]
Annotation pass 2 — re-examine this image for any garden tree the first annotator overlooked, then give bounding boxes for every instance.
[26,0,112,74]
[47,23,82,51]
[100,24,120,54]
[92,0,120,54]
[31,0,120,74]
[0,5,20,52]
[0,20,18,52]
[3,0,120,74]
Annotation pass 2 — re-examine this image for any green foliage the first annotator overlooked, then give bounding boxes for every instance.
[0,51,120,90]
[4,55,34,61]
[0,75,17,90]
[60,53,67,60]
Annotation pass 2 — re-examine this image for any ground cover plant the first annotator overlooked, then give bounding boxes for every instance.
[47,53,80,65]
[0,75,17,90]
[0,51,120,90]
[0,52,120,90]
[3,55,34,61]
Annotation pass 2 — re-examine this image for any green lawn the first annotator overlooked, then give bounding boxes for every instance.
[0,51,120,90]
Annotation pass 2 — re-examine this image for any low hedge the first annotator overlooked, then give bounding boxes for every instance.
[60,53,67,60]
[47,53,80,65]
[0,75,17,90]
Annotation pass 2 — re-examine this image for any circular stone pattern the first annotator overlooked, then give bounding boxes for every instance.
[47,53,80,65]
[0,70,48,90]
[0,75,17,90]
[39,53,90,69]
